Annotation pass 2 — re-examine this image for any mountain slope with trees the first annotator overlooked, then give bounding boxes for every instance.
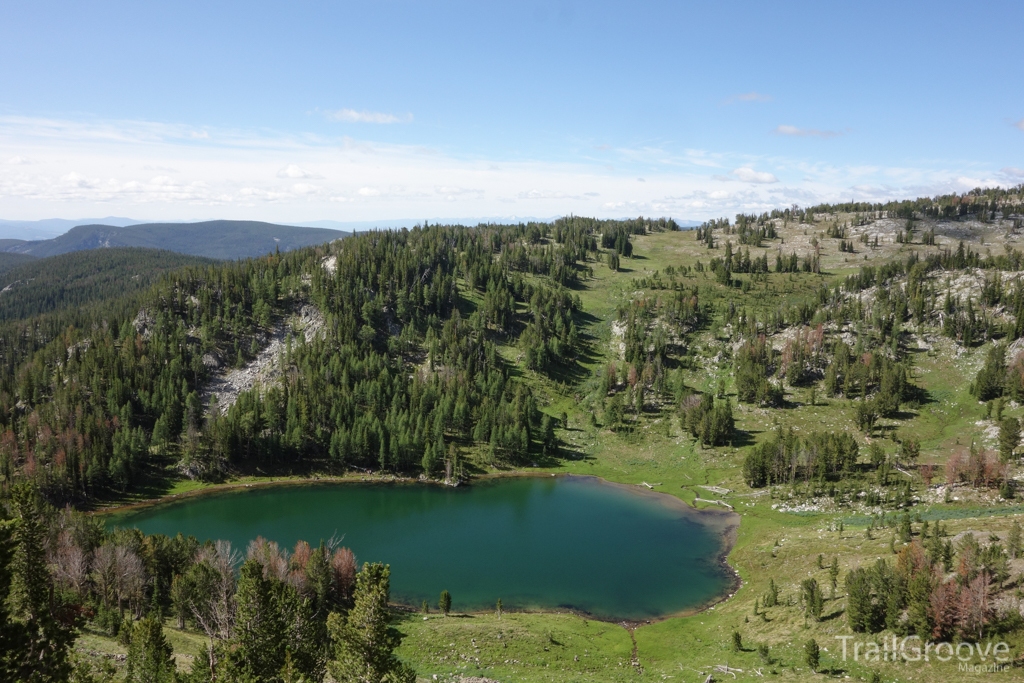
[2,187,1024,681]
[0,220,348,260]
[0,248,215,323]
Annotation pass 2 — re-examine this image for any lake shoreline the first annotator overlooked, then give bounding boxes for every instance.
[98,471,743,624]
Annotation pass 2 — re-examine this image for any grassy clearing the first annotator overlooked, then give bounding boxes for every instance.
[89,216,1024,681]
[394,221,1024,682]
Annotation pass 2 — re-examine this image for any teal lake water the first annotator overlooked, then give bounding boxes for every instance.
[106,475,735,620]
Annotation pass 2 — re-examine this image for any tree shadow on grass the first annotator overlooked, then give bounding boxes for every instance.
[730,428,759,449]
[821,607,845,622]
[555,442,591,463]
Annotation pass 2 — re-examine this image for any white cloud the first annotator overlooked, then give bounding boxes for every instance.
[730,167,779,184]
[725,92,772,104]
[683,150,722,168]
[6,156,29,165]
[0,113,1015,222]
[434,186,483,200]
[327,109,412,124]
[61,172,96,189]
[517,189,580,200]
[1001,167,1024,179]
[277,164,320,179]
[292,183,322,196]
[774,124,844,139]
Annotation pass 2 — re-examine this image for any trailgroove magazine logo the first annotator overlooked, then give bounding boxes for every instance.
[835,635,1010,670]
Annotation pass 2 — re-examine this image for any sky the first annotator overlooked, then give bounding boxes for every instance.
[1,0,1022,225]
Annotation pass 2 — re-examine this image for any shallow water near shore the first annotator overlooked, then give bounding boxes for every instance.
[106,475,736,620]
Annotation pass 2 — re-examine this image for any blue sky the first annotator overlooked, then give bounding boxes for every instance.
[1,0,1022,223]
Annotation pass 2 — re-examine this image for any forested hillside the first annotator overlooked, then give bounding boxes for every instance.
[0,216,676,501]
[0,248,215,323]
[3,186,1024,681]
[0,252,36,276]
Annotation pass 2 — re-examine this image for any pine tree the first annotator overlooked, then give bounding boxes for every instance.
[233,559,286,680]
[607,251,619,272]
[327,563,415,683]
[125,617,176,683]
[305,542,335,615]
[999,417,1020,462]
[1008,520,1022,560]
[845,568,876,633]
[764,578,779,608]
[801,578,824,621]
[804,638,820,673]
[9,484,76,682]
[439,590,452,616]
[0,519,23,681]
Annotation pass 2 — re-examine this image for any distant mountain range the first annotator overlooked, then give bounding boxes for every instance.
[0,216,146,240]
[0,215,698,261]
[0,220,348,260]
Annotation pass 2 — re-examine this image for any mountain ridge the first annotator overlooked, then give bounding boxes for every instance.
[0,219,348,260]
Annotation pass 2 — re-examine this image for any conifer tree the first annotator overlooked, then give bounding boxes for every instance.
[439,590,452,616]
[801,578,824,621]
[9,484,76,682]
[125,617,176,683]
[764,578,779,608]
[1008,520,1022,560]
[999,417,1020,462]
[233,559,286,680]
[804,638,820,673]
[327,563,414,683]
[0,519,22,681]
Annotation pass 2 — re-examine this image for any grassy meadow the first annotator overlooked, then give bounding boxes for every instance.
[87,215,1024,682]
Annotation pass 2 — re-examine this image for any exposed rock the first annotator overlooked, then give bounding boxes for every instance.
[203,328,287,415]
[202,303,326,415]
[66,339,91,360]
[297,304,326,342]
[133,308,155,338]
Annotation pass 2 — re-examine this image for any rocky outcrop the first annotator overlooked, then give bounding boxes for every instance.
[201,304,326,415]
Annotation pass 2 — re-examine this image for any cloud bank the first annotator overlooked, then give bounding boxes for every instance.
[0,115,1008,222]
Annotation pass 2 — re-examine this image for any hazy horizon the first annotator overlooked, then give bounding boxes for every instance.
[0,214,698,242]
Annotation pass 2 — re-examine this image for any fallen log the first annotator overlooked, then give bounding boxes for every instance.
[694,497,735,510]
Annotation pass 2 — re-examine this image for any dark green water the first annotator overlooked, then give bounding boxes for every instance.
[106,475,735,620]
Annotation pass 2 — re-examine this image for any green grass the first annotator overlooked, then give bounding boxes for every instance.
[86,221,1024,682]
[389,226,1024,683]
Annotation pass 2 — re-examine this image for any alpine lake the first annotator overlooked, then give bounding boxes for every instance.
[105,475,737,621]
